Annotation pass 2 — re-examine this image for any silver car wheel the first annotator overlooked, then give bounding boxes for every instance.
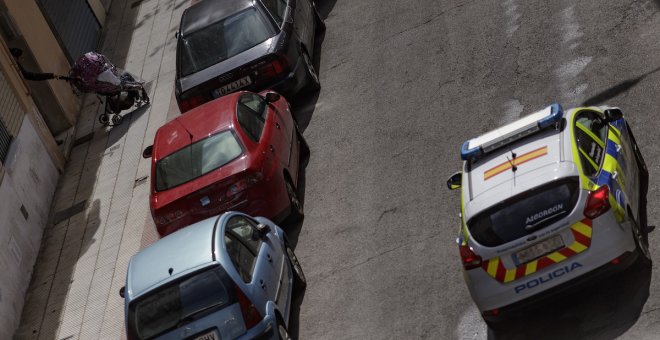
[287,246,306,285]
[278,322,292,340]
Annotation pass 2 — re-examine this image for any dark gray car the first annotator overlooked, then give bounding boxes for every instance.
[175,0,324,113]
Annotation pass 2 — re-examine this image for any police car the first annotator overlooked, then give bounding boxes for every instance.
[447,104,652,325]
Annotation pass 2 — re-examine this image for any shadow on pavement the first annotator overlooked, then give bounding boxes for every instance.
[487,260,652,340]
[107,101,150,146]
[287,290,306,339]
[582,67,660,107]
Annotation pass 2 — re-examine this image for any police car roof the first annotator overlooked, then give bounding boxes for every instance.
[462,118,579,218]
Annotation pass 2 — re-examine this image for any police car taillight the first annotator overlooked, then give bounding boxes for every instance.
[584,185,611,219]
[459,244,482,270]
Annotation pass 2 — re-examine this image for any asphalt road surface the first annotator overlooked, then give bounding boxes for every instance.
[288,0,660,339]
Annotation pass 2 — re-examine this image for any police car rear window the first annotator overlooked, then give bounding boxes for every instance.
[467,177,580,247]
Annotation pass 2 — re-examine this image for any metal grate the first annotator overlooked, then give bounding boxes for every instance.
[0,118,12,164]
[37,0,101,63]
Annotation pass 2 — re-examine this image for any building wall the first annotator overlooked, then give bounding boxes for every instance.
[3,0,80,126]
[0,116,58,340]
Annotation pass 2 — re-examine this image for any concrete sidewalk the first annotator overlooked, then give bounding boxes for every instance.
[14,0,189,338]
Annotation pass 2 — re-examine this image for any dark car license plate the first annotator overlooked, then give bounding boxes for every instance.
[193,330,219,340]
[215,76,252,96]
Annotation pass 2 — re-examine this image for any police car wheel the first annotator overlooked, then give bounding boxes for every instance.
[632,218,652,266]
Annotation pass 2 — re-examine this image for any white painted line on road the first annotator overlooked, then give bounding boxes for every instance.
[556,5,591,105]
[503,0,521,38]
[501,99,525,124]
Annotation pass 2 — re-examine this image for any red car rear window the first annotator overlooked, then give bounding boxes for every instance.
[155,130,243,191]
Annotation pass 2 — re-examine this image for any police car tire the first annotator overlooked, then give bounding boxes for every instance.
[632,219,652,266]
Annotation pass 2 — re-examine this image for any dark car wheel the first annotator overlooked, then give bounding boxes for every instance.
[302,50,320,92]
[286,245,307,290]
[285,177,304,222]
[297,127,310,166]
[278,320,293,340]
[312,1,326,33]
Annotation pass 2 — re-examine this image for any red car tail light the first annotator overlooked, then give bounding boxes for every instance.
[459,243,482,270]
[225,172,263,197]
[226,179,248,197]
[234,285,262,329]
[584,185,610,219]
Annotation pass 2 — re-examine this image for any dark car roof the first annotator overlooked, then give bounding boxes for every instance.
[181,0,256,36]
[153,92,241,160]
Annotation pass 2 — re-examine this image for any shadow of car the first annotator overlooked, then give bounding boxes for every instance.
[175,0,325,113]
[145,90,308,237]
[121,211,306,340]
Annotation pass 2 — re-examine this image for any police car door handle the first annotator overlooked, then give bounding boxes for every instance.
[612,171,618,180]
[615,144,622,152]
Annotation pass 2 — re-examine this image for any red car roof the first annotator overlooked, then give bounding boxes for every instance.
[153,92,240,160]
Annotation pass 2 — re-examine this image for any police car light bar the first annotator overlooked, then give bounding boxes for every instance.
[461,103,563,161]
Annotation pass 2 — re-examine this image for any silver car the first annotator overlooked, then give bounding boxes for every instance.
[120,211,305,339]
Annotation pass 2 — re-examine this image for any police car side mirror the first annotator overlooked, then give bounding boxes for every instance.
[447,171,462,190]
[604,108,623,122]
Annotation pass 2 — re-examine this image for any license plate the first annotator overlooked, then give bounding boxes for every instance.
[516,234,564,264]
[193,330,219,340]
[216,76,252,96]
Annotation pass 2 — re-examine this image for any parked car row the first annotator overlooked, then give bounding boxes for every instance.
[121,0,325,339]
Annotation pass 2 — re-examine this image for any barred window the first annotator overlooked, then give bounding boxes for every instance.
[0,118,12,164]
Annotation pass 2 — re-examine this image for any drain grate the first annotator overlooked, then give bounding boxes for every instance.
[52,200,87,225]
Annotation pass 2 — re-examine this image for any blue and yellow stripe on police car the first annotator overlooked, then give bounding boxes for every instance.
[596,119,626,221]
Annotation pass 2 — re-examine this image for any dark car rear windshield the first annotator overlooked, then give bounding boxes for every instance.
[155,130,242,191]
[178,8,273,76]
[128,266,235,339]
[467,177,580,247]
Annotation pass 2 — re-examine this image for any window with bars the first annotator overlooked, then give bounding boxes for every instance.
[0,117,12,164]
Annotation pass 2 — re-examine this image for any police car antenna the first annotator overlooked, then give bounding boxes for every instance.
[507,150,517,172]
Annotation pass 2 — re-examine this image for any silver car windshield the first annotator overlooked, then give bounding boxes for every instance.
[178,7,273,76]
[129,267,233,339]
[155,130,243,191]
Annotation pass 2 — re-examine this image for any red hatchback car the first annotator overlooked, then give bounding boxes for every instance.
[147,90,308,237]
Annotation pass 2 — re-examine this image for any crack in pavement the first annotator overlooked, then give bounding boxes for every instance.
[379,0,476,44]
[312,233,443,282]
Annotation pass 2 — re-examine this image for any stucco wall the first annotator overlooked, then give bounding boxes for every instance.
[0,117,58,339]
